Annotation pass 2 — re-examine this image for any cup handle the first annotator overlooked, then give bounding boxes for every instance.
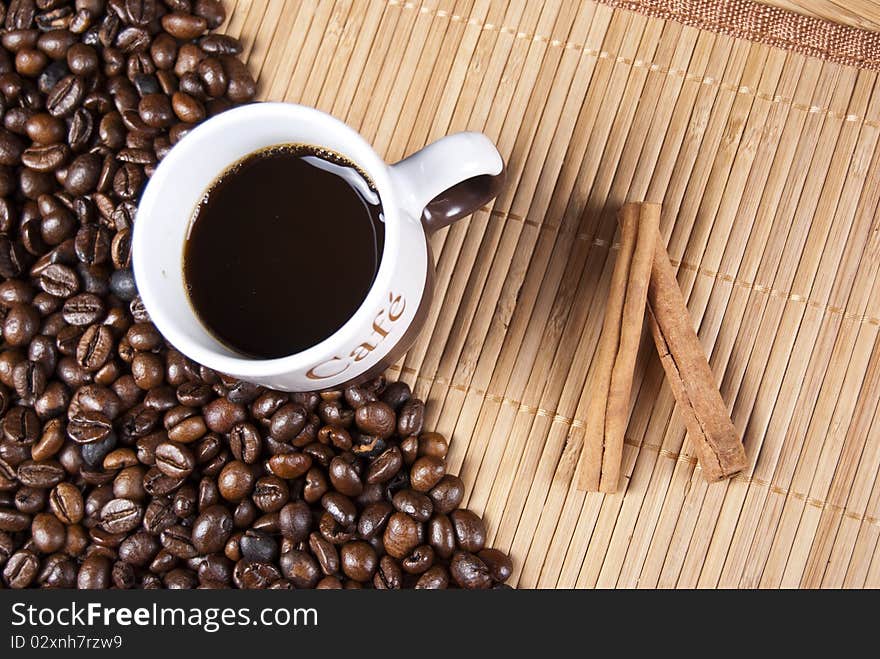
[390,132,505,233]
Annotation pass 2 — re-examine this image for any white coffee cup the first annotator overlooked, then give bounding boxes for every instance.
[132,103,504,392]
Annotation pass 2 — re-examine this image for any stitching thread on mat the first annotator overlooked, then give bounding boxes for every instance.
[386,0,880,127]
[480,207,880,327]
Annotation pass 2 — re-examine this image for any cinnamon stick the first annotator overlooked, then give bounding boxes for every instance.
[577,205,638,492]
[599,203,659,492]
[577,203,658,493]
[646,231,747,481]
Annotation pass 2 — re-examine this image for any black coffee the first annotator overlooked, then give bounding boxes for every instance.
[183,145,385,359]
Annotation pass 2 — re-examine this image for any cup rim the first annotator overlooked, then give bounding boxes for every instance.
[132,102,404,378]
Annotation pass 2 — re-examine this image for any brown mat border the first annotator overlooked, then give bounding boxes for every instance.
[600,0,880,70]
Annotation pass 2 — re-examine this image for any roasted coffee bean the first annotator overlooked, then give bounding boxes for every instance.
[62,292,104,325]
[307,531,337,575]
[109,268,136,300]
[358,501,393,539]
[415,565,449,589]
[240,529,277,563]
[112,162,143,199]
[251,475,288,513]
[198,553,232,585]
[14,485,46,514]
[31,418,65,460]
[355,401,396,439]
[203,397,245,433]
[100,497,142,533]
[200,34,241,56]
[383,512,423,560]
[16,47,48,77]
[322,491,356,527]
[72,383,121,419]
[66,43,98,76]
[40,553,78,588]
[149,32,177,70]
[160,524,197,559]
[195,0,227,29]
[340,540,376,582]
[232,559,279,589]
[410,455,445,492]
[142,466,184,497]
[25,112,64,144]
[111,560,136,589]
[131,352,164,390]
[279,549,319,589]
[2,29,38,53]
[148,547,176,574]
[232,496,257,528]
[450,550,492,589]
[13,360,46,402]
[427,514,455,560]
[110,229,132,269]
[18,459,65,487]
[428,474,465,514]
[478,548,513,582]
[67,410,111,443]
[0,531,12,567]
[39,262,78,296]
[75,324,113,371]
[397,398,425,436]
[77,553,110,589]
[373,555,403,589]
[450,509,486,552]
[154,441,194,479]
[191,504,232,554]
[329,455,362,497]
[138,93,173,128]
[228,422,260,464]
[143,498,175,535]
[0,507,31,532]
[381,380,411,410]
[317,424,351,450]
[392,489,433,523]
[367,445,402,484]
[220,55,255,102]
[266,452,311,480]
[166,414,206,443]
[49,481,82,523]
[268,402,306,442]
[32,511,65,553]
[401,544,434,575]
[4,549,39,588]
[417,431,448,459]
[3,303,40,346]
[218,460,253,502]
[278,501,311,543]
[161,12,208,40]
[22,142,69,172]
[46,74,84,117]
[32,380,67,417]
[67,108,94,152]
[74,225,110,266]
[125,324,160,353]
[0,128,26,166]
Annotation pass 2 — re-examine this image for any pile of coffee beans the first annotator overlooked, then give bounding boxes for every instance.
[0,0,512,589]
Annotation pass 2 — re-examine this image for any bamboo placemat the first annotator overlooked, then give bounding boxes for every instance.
[218,0,880,588]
